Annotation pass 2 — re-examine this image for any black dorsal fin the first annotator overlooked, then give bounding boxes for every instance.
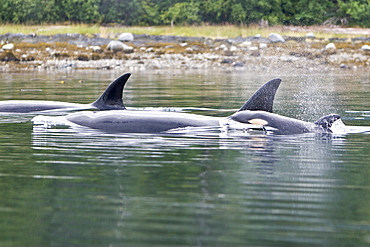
[92,73,131,110]
[238,78,281,112]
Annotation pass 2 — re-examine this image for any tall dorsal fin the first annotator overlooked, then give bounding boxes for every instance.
[238,78,281,112]
[92,73,131,110]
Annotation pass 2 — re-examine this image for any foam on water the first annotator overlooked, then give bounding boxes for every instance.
[330,119,348,134]
[31,115,74,127]
[330,118,370,134]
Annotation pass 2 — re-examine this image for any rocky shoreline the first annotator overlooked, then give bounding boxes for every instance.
[1,32,370,71]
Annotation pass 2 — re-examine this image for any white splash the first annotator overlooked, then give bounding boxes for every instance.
[331,118,370,134]
[31,115,73,127]
[330,119,347,134]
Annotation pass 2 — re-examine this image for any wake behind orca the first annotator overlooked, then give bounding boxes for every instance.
[0,73,130,113]
[32,77,346,135]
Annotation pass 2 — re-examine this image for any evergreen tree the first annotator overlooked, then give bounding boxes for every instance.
[0,0,369,27]
[161,1,201,25]
[338,0,370,27]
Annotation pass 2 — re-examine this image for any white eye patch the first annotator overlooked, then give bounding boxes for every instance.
[248,118,268,126]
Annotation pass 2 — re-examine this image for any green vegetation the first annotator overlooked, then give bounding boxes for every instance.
[1,0,370,27]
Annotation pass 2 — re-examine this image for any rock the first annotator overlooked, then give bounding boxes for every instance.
[269,33,285,43]
[89,46,102,53]
[340,63,349,69]
[185,47,194,53]
[53,52,70,58]
[323,42,337,55]
[229,46,237,52]
[145,47,154,53]
[163,45,175,49]
[91,53,101,60]
[77,54,89,61]
[329,37,348,42]
[0,51,19,61]
[2,43,14,50]
[107,41,122,52]
[233,62,245,67]
[360,45,370,51]
[224,50,234,56]
[106,41,133,53]
[325,43,336,50]
[218,44,228,51]
[240,41,252,47]
[250,51,260,57]
[249,47,258,51]
[118,33,134,42]
[352,37,370,42]
[259,43,268,49]
[121,44,134,53]
[20,54,35,61]
[306,32,315,39]
[221,59,233,64]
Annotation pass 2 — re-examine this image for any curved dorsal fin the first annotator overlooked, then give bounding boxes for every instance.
[238,78,281,113]
[92,73,131,110]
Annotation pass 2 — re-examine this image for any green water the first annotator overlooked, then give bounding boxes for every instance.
[0,68,370,247]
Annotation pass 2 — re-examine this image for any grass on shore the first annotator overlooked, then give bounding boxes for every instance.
[0,24,367,39]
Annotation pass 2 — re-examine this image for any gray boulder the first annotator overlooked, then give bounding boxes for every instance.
[118,33,134,42]
[2,43,14,50]
[269,33,285,43]
[107,41,133,53]
[361,45,370,51]
[306,32,315,39]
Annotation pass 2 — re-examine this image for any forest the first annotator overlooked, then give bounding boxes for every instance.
[1,0,370,27]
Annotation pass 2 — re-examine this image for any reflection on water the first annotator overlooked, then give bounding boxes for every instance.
[1,69,370,247]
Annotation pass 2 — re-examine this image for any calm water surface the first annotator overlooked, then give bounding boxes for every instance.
[0,68,370,247]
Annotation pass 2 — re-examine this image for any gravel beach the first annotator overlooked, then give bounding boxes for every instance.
[1,31,370,72]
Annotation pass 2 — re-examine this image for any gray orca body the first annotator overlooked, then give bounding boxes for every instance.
[65,110,220,133]
[0,100,93,113]
[33,77,343,135]
[62,109,340,134]
[0,73,130,113]
[229,111,341,135]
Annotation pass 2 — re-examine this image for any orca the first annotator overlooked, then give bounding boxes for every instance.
[31,76,344,135]
[33,77,340,135]
[228,111,342,135]
[53,108,340,135]
[0,73,130,113]
[32,77,344,135]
